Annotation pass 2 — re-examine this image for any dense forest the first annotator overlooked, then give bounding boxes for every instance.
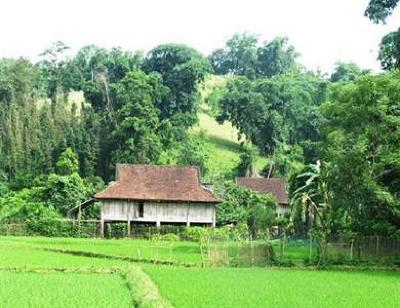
[0,0,400,238]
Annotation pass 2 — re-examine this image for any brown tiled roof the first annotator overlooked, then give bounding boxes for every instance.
[236,177,289,205]
[95,164,220,203]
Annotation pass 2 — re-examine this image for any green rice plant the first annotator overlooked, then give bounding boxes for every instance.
[142,265,400,308]
[123,266,173,308]
[2,236,203,265]
[0,272,132,308]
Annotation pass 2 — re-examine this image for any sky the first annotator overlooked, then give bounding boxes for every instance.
[0,0,399,73]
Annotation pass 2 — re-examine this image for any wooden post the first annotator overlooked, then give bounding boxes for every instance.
[186,205,190,227]
[127,218,131,237]
[108,223,112,237]
[100,219,104,238]
[212,207,216,227]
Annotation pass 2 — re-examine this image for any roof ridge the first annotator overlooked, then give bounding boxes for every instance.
[116,163,199,170]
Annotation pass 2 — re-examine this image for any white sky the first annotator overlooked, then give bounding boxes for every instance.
[0,0,399,73]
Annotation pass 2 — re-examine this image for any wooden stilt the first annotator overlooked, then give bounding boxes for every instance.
[100,219,104,238]
[127,218,131,237]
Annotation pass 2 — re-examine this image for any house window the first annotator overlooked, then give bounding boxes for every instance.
[138,202,144,218]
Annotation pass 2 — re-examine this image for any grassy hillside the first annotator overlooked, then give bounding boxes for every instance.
[192,113,267,179]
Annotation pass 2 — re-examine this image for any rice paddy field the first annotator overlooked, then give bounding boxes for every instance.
[142,266,400,308]
[0,236,399,307]
[0,272,132,308]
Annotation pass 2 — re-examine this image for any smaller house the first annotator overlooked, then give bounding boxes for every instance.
[236,177,290,216]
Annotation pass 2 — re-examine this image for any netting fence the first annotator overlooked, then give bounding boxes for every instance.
[1,220,399,267]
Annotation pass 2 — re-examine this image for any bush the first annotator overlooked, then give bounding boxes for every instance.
[151,233,180,242]
[108,223,126,238]
[25,218,97,238]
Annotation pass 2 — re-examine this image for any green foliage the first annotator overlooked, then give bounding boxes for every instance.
[176,133,209,177]
[322,72,400,235]
[62,45,142,110]
[111,71,166,165]
[209,33,258,78]
[209,33,299,78]
[0,170,94,222]
[330,62,368,83]
[36,41,70,100]
[365,0,399,23]
[216,182,276,234]
[0,188,59,223]
[0,57,100,182]
[41,173,93,216]
[235,145,258,177]
[143,44,212,127]
[256,37,299,77]
[379,28,400,70]
[217,73,327,157]
[265,143,305,179]
[56,147,79,175]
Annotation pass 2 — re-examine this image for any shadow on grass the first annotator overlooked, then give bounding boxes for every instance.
[205,135,241,153]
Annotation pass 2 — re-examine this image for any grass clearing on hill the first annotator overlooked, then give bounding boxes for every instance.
[192,113,268,178]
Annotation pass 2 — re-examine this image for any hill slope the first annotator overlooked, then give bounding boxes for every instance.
[192,113,267,179]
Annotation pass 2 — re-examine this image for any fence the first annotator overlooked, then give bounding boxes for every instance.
[207,240,274,267]
[1,221,399,267]
[0,220,189,239]
[323,235,400,264]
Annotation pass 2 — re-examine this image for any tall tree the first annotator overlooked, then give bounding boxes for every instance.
[256,37,299,77]
[142,44,211,128]
[322,72,400,235]
[378,28,400,70]
[110,71,166,166]
[36,41,70,101]
[209,33,258,78]
[217,73,327,157]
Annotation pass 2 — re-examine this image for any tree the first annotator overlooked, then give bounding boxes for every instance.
[330,62,367,83]
[40,173,93,216]
[36,41,70,101]
[143,44,212,127]
[216,182,276,235]
[209,34,299,78]
[209,33,258,78]
[378,28,400,70]
[176,133,209,177]
[56,147,79,175]
[0,187,59,223]
[256,37,299,77]
[110,71,166,165]
[365,0,399,23]
[322,72,400,235]
[290,161,331,263]
[218,73,327,156]
[290,162,329,231]
[235,145,258,177]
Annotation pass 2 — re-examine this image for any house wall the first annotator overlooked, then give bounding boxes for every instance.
[100,200,216,226]
[277,203,290,216]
